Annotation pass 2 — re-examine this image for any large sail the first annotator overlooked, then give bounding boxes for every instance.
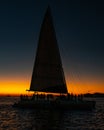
[30,7,68,93]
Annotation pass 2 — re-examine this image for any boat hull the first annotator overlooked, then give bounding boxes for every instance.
[13,99,96,111]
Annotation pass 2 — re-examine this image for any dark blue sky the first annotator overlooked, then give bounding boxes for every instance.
[0,0,104,93]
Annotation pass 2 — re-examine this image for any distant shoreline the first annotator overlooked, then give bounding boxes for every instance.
[0,92,104,98]
[84,93,104,98]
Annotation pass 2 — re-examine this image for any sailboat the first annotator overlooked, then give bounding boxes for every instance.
[13,7,95,110]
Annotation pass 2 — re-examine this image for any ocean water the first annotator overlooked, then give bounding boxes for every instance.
[0,97,104,130]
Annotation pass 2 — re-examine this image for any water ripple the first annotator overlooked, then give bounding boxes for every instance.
[0,97,104,130]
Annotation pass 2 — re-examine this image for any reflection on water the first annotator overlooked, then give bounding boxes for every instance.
[0,97,104,130]
[29,109,64,130]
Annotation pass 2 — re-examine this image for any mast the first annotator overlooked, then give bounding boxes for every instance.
[29,7,68,93]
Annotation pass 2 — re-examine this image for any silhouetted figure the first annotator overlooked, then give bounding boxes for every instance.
[67,93,71,100]
[20,94,23,100]
[78,94,83,101]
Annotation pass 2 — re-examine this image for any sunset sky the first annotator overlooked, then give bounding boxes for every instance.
[0,0,104,95]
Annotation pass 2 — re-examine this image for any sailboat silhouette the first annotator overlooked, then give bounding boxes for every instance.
[13,7,95,110]
[30,7,67,94]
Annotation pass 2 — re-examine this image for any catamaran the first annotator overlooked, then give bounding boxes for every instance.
[13,7,95,110]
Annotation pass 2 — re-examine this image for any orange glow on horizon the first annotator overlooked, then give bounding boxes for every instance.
[66,78,104,94]
[0,77,30,95]
[0,77,104,95]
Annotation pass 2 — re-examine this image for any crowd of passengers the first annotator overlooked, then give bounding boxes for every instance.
[20,93,83,101]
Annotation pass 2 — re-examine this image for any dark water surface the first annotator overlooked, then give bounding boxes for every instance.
[0,97,104,130]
